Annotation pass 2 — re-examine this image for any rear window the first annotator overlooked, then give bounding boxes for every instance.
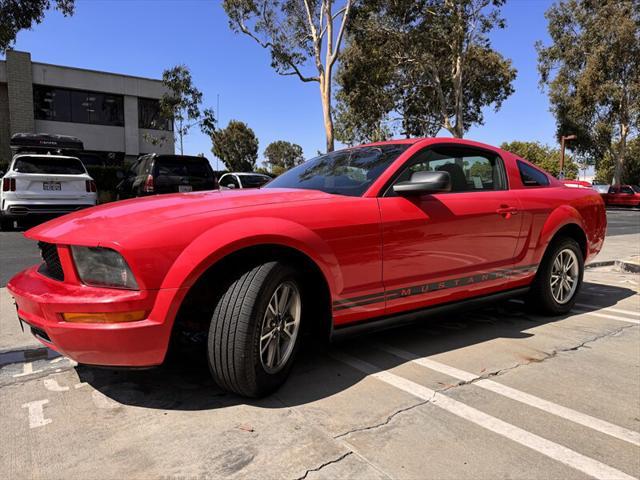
[13,156,85,175]
[517,160,549,187]
[155,157,213,178]
[240,175,270,188]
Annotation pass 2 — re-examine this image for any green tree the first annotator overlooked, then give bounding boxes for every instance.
[1,0,74,53]
[335,0,517,144]
[264,140,304,174]
[146,65,216,155]
[223,0,354,152]
[537,0,639,187]
[501,140,579,179]
[212,120,259,172]
[595,137,640,185]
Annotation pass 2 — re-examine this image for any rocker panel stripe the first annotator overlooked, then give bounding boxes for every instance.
[332,264,538,311]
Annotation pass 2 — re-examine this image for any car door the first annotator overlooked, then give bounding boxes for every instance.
[378,145,523,316]
[618,186,635,206]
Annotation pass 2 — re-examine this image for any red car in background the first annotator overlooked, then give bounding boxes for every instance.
[602,185,640,207]
[561,180,592,189]
[7,138,606,397]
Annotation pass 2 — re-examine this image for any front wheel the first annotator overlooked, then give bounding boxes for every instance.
[528,237,584,315]
[207,261,304,397]
[0,216,13,231]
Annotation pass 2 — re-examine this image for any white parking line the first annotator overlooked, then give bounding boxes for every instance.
[44,378,69,392]
[13,362,43,378]
[507,299,640,324]
[332,352,636,480]
[21,399,52,428]
[376,343,640,447]
[574,309,640,325]
[576,304,640,317]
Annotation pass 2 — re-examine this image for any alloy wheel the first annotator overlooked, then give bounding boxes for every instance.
[550,248,579,304]
[259,281,301,374]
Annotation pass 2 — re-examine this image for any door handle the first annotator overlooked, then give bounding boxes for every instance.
[496,206,518,216]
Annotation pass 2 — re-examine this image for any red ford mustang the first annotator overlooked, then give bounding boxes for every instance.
[8,138,606,397]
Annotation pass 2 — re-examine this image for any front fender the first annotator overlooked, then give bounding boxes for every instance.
[159,217,343,295]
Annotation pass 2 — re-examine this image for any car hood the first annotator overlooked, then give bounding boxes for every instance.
[25,188,333,245]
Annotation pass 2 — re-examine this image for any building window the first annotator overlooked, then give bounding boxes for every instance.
[33,85,124,127]
[138,97,172,131]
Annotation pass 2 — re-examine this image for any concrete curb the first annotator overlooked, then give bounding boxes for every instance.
[586,260,640,273]
[0,345,58,367]
[0,343,46,356]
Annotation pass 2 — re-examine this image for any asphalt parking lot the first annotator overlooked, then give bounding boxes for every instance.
[0,268,638,479]
[0,210,638,479]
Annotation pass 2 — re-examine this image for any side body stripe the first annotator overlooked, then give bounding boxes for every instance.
[332,264,538,311]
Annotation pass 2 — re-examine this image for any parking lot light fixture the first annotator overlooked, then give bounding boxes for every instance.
[560,134,577,179]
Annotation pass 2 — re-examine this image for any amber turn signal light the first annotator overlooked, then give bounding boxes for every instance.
[62,311,146,323]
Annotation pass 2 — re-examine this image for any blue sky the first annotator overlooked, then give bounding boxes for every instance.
[5,0,559,167]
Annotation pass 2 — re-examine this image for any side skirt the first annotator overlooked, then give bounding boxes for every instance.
[330,287,530,340]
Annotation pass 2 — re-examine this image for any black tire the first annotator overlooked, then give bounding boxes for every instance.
[528,237,584,315]
[207,261,303,397]
[0,217,13,231]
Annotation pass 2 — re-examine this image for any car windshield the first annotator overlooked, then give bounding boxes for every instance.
[241,175,270,188]
[13,156,85,175]
[631,185,640,193]
[264,144,410,196]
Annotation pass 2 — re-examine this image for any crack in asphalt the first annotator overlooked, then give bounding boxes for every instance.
[444,322,639,389]
[333,396,434,440]
[332,323,637,440]
[292,451,354,480]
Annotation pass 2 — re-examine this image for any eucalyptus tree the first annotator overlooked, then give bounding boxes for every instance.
[223,0,354,152]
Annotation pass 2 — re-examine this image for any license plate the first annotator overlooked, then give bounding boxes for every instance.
[179,185,193,192]
[43,181,61,191]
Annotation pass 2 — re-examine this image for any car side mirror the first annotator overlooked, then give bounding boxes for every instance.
[393,171,451,196]
[227,184,236,189]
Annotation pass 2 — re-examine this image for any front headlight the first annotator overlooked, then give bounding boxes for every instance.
[70,246,139,290]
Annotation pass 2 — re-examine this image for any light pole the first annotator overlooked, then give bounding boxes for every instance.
[559,134,577,179]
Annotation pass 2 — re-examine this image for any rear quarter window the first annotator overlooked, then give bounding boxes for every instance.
[517,160,550,187]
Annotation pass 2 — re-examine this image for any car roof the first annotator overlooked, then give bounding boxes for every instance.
[351,137,507,153]
[13,153,81,160]
[232,172,270,176]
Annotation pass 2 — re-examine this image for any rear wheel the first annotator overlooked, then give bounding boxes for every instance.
[207,261,303,397]
[528,237,584,315]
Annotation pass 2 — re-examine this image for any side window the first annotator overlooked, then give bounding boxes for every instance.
[517,160,550,187]
[608,186,617,194]
[388,146,506,195]
[220,175,240,189]
[621,186,633,194]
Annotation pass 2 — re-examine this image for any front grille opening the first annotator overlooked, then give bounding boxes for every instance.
[37,241,64,281]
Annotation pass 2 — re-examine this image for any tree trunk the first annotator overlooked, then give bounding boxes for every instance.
[453,54,464,138]
[612,122,628,186]
[320,76,335,152]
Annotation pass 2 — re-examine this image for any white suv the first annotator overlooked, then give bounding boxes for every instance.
[1,153,97,230]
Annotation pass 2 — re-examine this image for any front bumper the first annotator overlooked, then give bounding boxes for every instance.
[7,266,185,367]
[1,202,96,218]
